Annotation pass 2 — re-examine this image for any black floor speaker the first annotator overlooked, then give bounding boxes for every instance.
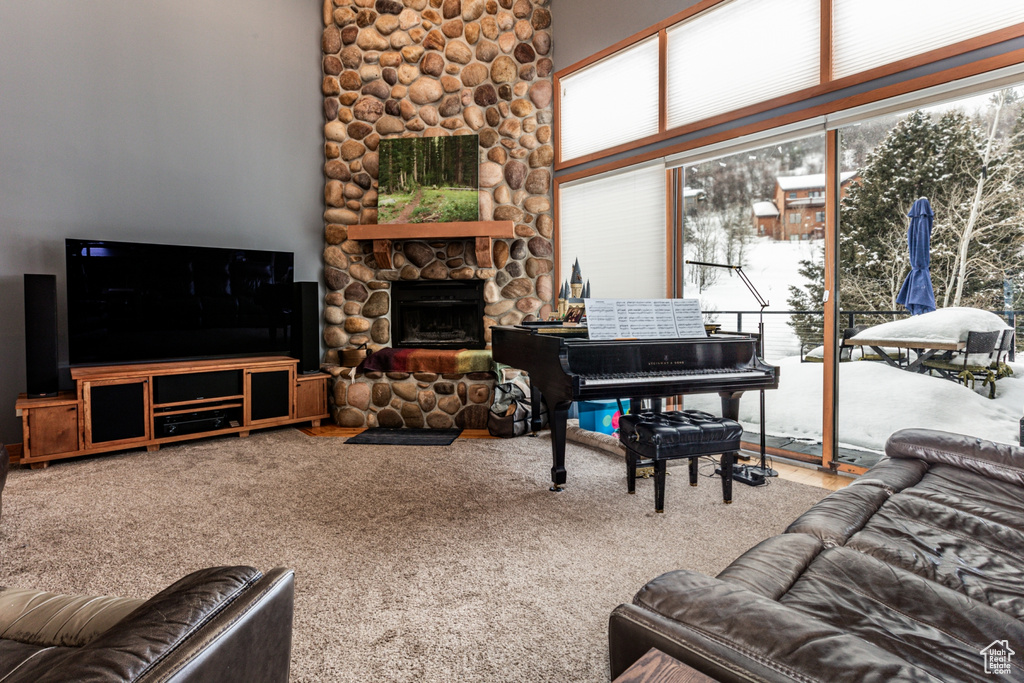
[292,281,322,374]
[24,273,60,398]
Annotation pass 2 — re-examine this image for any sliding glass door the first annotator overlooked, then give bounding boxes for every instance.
[833,83,1024,467]
[677,135,826,456]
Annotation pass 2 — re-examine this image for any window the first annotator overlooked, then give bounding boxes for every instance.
[832,0,1024,79]
[666,0,820,129]
[789,213,801,224]
[835,82,1024,464]
[559,36,660,162]
[789,192,798,199]
[815,211,825,222]
[558,162,667,298]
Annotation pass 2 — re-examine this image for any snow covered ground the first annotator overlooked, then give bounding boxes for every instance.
[692,236,819,360]
[684,357,1023,452]
[683,241,1021,452]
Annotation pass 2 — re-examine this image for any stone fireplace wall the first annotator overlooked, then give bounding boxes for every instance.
[320,0,553,427]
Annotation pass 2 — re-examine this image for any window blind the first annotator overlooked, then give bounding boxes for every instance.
[832,0,1024,80]
[558,162,667,299]
[666,0,820,130]
[559,36,660,162]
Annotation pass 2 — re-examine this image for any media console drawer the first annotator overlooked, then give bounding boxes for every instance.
[153,370,243,405]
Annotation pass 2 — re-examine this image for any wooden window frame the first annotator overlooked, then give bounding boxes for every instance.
[553,10,1024,469]
[554,0,1024,170]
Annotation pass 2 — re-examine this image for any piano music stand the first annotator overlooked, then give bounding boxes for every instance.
[731,266,776,485]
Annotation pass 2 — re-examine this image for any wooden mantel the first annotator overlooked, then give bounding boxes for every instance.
[348,221,515,269]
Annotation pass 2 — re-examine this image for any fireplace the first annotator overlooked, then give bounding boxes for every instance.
[391,281,486,350]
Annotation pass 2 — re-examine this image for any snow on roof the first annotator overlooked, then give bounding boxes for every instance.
[752,201,779,217]
[682,186,706,199]
[850,307,1010,345]
[776,171,857,191]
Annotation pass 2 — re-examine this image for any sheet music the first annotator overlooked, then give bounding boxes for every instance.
[585,298,706,340]
[671,299,706,338]
[582,299,623,339]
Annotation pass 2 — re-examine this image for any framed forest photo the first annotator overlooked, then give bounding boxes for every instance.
[377,135,480,224]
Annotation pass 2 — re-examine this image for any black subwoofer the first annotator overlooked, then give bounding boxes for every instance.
[24,274,59,398]
[291,281,321,374]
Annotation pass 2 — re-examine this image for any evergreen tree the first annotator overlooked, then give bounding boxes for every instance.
[786,245,825,350]
[838,109,983,311]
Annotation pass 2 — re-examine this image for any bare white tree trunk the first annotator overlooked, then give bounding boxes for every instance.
[952,91,1005,306]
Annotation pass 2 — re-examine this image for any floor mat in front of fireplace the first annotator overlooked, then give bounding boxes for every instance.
[345,428,463,446]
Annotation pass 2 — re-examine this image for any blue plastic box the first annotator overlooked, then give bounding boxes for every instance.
[578,399,629,435]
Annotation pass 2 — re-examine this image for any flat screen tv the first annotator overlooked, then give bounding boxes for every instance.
[66,238,295,366]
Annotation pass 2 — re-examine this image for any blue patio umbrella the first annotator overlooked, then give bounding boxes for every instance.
[895,197,937,315]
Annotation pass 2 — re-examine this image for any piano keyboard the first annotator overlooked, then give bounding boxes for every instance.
[580,369,768,387]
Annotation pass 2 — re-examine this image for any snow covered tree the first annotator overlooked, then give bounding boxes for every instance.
[684,209,720,292]
[838,106,1024,313]
[721,206,753,267]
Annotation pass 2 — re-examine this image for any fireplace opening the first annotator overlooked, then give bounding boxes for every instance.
[391,280,486,350]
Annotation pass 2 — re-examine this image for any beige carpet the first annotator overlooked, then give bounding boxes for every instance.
[1,428,827,682]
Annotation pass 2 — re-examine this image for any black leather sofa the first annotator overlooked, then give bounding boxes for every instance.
[609,429,1024,682]
[0,565,294,682]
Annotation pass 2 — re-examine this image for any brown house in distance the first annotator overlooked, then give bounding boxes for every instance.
[753,171,858,240]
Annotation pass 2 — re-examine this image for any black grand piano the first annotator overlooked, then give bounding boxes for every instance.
[491,325,780,491]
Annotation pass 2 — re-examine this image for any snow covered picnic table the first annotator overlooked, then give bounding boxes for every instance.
[846,307,1011,372]
[842,336,963,372]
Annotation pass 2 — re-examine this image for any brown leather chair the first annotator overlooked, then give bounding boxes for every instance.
[0,565,294,682]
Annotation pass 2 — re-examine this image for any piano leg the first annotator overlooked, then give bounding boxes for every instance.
[720,451,735,504]
[719,390,750,462]
[547,399,571,492]
[530,385,545,434]
[718,390,743,421]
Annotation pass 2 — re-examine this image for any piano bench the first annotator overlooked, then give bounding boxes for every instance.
[618,410,743,513]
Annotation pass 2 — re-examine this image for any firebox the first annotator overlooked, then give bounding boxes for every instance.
[391,281,486,350]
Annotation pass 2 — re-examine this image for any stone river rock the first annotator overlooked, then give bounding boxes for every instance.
[392,382,419,401]
[504,160,526,189]
[325,268,351,291]
[529,80,552,108]
[371,318,390,344]
[421,261,449,279]
[501,278,532,298]
[427,412,454,428]
[376,408,403,428]
[362,291,390,317]
[479,161,503,187]
[410,77,444,104]
[336,407,366,427]
[527,236,552,258]
[372,382,392,406]
[347,382,371,410]
[350,263,376,282]
[509,239,528,260]
[404,241,435,267]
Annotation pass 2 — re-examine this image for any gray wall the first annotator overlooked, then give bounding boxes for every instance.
[0,1,324,443]
[554,0,701,70]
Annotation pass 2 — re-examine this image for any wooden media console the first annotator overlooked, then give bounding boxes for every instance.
[15,356,329,468]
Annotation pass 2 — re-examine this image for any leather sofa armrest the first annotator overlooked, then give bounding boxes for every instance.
[0,588,145,648]
[3,566,293,683]
[609,571,936,683]
[886,428,1024,487]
